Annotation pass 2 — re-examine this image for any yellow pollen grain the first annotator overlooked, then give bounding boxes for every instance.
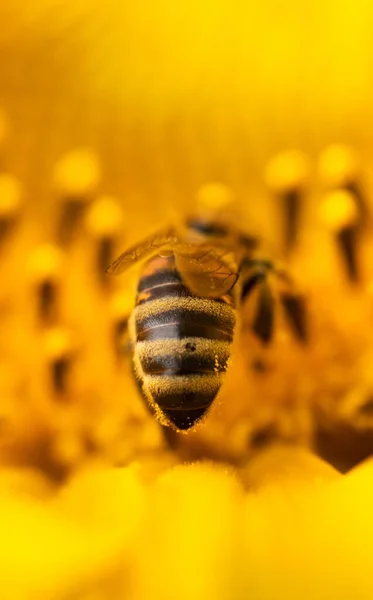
[85,195,124,238]
[319,144,359,187]
[53,148,101,198]
[265,150,309,192]
[319,190,359,231]
[196,182,235,211]
[43,328,75,361]
[28,244,64,283]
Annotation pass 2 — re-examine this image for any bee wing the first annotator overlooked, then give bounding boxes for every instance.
[173,243,239,298]
[106,228,178,275]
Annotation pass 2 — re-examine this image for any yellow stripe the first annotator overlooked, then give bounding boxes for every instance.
[143,373,221,396]
[133,296,236,326]
[136,338,231,365]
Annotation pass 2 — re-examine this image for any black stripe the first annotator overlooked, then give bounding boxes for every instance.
[153,388,218,410]
[137,266,235,304]
[136,309,235,342]
[136,322,233,342]
[137,307,234,333]
[140,347,229,375]
[137,269,182,292]
[162,406,211,430]
[138,282,194,303]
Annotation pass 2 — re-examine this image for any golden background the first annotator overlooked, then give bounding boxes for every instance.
[1,0,373,224]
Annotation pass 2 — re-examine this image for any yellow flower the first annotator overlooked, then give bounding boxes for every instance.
[0,451,373,599]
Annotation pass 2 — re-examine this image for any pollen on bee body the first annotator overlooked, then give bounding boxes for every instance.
[144,373,221,396]
[136,338,231,364]
[133,296,236,330]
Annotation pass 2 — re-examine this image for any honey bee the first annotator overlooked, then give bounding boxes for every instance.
[107,216,306,431]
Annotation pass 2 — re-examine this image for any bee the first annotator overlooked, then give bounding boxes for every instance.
[107,216,307,431]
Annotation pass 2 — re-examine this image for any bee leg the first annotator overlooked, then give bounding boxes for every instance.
[240,264,275,345]
[241,259,308,345]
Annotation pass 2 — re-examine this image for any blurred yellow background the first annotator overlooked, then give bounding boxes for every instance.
[1,0,373,225]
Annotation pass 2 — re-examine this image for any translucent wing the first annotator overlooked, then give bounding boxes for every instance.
[173,243,239,298]
[106,227,178,275]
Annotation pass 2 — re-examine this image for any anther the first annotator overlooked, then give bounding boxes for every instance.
[0,174,22,240]
[265,150,309,254]
[196,182,238,224]
[85,195,124,287]
[43,328,75,398]
[53,148,101,244]
[319,190,360,282]
[28,245,63,325]
[319,144,368,222]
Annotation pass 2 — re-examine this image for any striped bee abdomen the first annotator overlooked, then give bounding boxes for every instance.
[138,338,230,375]
[131,256,236,430]
[143,372,221,430]
[135,302,235,342]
